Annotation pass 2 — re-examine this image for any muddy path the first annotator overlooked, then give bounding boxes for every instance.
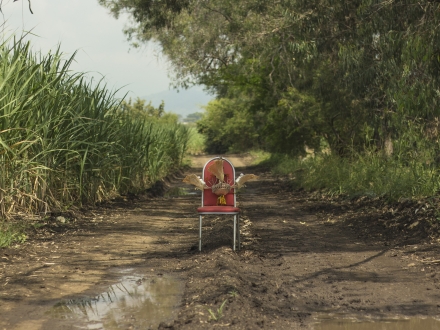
[1,155,440,329]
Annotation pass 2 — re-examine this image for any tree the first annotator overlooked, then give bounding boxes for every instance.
[183,112,203,124]
[121,97,179,124]
[100,0,440,158]
[197,97,260,154]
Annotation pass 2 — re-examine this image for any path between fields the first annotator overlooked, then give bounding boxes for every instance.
[1,154,440,329]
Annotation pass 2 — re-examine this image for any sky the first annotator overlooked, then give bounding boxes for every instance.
[0,0,212,116]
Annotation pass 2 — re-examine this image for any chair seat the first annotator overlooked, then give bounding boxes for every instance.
[197,206,240,213]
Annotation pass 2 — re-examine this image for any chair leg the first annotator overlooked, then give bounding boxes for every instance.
[237,215,240,250]
[233,215,236,251]
[199,215,202,252]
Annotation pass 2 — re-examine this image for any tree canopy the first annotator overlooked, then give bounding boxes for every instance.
[100,0,440,157]
[121,97,179,124]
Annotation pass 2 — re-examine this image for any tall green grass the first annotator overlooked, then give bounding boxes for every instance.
[186,126,206,155]
[0,221,27,247]
[0,36,190,218]
[270,152,440,201]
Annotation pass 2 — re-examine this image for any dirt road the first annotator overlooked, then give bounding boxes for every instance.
[1,155,440,329]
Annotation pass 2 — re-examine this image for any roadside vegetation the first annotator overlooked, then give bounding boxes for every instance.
[186,127,206,156]
[181,112,206,156]
[99,1,440,207]
[265,151,440,202]
[0,221,28,248]
[0,36,190,246]
[5,2,440,245]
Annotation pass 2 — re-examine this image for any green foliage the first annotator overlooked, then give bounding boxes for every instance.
[121,97,180,124]
[183,112,203,124]
[0,36,190,217]
[248,150,271,166]
[0,222,28,248]
[186,127,206,155]
[197,97,260,154]
[101,0,440,201]
[272,151,440,202]
[266,88,321,155]
[98,0,190,35]
[228,289,238,297]
[207,299,228,322]
[101,0,440,157]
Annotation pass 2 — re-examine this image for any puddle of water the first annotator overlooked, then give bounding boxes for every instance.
[48,275,182,330]
[313,317,440,330]
[165,187,198,197]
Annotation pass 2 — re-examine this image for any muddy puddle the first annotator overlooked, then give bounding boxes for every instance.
[48,274,183,329]
[164,187,199,197]
[313,316,440,330]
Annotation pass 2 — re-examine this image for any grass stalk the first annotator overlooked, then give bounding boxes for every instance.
[0,35,191,221]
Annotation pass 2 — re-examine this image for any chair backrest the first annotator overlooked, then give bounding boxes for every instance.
[201,157,236,207]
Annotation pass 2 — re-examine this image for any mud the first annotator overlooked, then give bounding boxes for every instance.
[1,154,440,329]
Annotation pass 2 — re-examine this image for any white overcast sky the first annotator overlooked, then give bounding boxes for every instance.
[0,0,208,104]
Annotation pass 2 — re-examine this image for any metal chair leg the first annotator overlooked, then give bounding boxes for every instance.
[233,215,236,251]
[237,215,240,250]
[199,215,202,251]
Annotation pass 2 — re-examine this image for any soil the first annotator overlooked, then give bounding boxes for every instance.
[1,154,440,330]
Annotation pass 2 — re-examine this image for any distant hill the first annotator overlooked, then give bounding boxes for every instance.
[142,87,214,118]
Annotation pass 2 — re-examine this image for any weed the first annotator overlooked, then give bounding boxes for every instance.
[229,289,238,297]
[207,299,228,322]
[31,222,45,229]
[0,222,28,248]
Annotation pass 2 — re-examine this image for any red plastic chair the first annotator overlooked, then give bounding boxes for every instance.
[197,157,240,251]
